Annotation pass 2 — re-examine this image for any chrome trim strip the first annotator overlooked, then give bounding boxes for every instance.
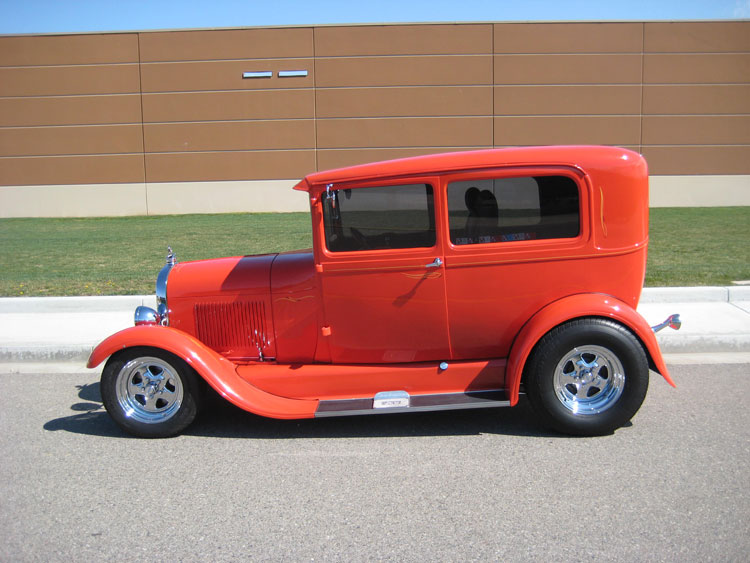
[278,70,308,78]
[242,71,272,79]
[315,390,510,418]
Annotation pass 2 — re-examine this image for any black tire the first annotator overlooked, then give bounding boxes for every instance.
[525,318,649,436]
[100,347,203,438]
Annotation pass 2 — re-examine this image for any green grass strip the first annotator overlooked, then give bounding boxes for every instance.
[1,208,748,296]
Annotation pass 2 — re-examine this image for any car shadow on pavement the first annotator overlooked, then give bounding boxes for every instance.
[43,381,582,440]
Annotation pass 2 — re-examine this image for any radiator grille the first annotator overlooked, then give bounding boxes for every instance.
[194,301,272,359]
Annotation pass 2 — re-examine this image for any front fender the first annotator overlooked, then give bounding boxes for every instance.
[87,326,317,419]
[506,293,675,406]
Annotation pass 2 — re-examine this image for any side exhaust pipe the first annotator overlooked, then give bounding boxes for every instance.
[652,314,682,333]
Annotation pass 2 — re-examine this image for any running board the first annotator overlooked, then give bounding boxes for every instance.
[315,389,511,418]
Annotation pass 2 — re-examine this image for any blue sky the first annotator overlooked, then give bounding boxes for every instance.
[1,0,748,35]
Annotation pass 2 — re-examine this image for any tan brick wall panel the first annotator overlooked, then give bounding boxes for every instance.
[494,85,642,115]
[642,115,750,145]
[144,120,315,152]
[494,54,642,85]
[0,64,141,97]
[0,95,142,127]
[644,54,750,84]
[495,116,642,146]
[316,86,492,118]
[139,28,313,62]
[142,89,314,122]
[493,22,643,53]
[644,22,750,53]
[642,84,750,115]
[315,24,492,56]
[317,117,493,149]
[642,146,750,175]
[144,150,315,182]
[0,155,145,185]
[0,33,138,66]
[0,124,143,157]
[315,56,492,88]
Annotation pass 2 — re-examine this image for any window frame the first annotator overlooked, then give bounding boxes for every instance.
[441,166,590,254]
[317,176,442,261]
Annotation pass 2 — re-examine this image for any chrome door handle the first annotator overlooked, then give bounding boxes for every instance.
[426,257,443,268]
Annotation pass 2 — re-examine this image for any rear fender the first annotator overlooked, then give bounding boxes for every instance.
[87,326,317,419]
[506,293,675,406]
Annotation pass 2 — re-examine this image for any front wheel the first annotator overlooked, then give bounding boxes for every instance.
[101,347,203,438]
[525,318,649,436]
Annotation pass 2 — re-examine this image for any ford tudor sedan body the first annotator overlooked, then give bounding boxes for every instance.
[89,146,679,438]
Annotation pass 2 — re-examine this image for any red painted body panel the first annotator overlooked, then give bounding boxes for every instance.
[86,325,318,419]
[167,254,277,361]
[239,359,505,401]
[91,145,672,422]
[505,293,675,406]
[270,251,321,363]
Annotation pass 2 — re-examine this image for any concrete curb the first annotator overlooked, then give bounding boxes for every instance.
[0,295,156,313]
[639,286,750,304]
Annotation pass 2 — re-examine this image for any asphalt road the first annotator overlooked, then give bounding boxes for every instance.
[1,364,748,562]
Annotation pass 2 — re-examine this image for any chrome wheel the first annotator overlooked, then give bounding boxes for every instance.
[553,345,625,416]
[115,356,184,424]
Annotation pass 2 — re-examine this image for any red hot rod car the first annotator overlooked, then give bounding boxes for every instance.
[88,146,680,438]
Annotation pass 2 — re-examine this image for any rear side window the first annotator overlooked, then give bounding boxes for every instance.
[323,183,436,252]
[447,175,579,245]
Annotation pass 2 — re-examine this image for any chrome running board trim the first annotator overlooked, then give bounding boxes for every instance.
[315,389,510,418]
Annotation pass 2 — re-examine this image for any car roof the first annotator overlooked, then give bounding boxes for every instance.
[293,145,644,192]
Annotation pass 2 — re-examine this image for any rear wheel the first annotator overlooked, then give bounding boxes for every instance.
[525,318,649,436]
[101,347,202,438]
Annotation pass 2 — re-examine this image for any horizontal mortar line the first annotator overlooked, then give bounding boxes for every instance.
[317,115,497,120]
[140,87,315,95]
[0,58,314,69]
[0,62,140,70]
[640,144,750,148]
[143,118,316,125]
[145,148,316,155]
[0,148,317,159]
[0,123,143,130]
[142,87,316,95]
[140,56,316,64]
[642,51,750,56]
[0,118,318,129]
[493,52,643,56]
[642,82,750,86]
[318,145,493,150]
[143,117,486,124]
[0,152,145,158]
[0,91,141,98]
[0,93,141,100]
[0,89,311,100]
[305,53,494,59]
[640,113,750,118]
[495,51,750,56]
[316,115,492,119]
[493,83,644,87]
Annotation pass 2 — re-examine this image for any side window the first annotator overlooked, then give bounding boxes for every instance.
[323,183,436,252]
[447,175,580,245]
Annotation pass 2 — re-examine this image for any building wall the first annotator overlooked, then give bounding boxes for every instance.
[1,21,748,217]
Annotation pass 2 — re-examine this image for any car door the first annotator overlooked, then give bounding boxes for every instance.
[442,167,591,360]
[316,180,450,364]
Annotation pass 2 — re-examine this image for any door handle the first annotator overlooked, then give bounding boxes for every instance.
[426,257,443,268]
